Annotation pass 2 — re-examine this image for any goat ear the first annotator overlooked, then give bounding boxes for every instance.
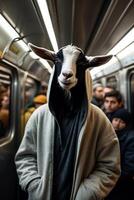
[86,55,113,67]
[28,43,56,62]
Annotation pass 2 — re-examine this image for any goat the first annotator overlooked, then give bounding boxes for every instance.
[15,44,120,200]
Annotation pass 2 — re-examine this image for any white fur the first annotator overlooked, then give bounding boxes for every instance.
[58,45,81,90]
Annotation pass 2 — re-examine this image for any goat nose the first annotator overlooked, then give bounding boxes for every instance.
[62,72,73,78]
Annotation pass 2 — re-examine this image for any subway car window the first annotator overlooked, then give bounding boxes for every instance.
[106,76,117,89]
[0,68,11,139]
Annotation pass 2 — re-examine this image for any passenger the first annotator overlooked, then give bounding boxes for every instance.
[91,83,104,108]
[103,85,114,95]
[106,108,134,200]
[33,94,47,109]
[1,95,10,109]
[0,95,9,128]
[24,89,35,111]
[24,94,47,124]
[103,90,124,121]
[0,83,7,107]
[38,82,48,96]
[0,85,10,131]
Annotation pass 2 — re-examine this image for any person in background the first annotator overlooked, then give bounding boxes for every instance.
[106,108,134,200]
[0,85,10,132]
[0,85,10,135]
[0,83,7,107]
[103,90,124,121]
[38,82,48,96]
[24,94,47,124]
[34,94,47,109]
[103,85,114,95]
[0,95,9,128]
[1,95,9,109]
[91,83,104,108]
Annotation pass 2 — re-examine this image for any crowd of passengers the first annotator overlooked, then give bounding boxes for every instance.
[24,83,48,124]
[92,83,134,200]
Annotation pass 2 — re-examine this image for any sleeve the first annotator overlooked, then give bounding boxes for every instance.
[75,110,121,200]
[15,112,41,191]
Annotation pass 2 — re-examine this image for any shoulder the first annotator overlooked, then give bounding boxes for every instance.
[90,103,109,121]
[26,104,49,125]
[89,103,117,140]
[31,104,48,116]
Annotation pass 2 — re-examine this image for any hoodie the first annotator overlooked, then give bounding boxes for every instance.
[15,46,120,200]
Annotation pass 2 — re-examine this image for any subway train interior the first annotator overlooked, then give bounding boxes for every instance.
[0,0,134,199]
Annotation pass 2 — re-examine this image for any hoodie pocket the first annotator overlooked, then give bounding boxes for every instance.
[75,180,98,200]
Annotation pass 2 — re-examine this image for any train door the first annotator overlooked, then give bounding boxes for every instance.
[0,62,19,200]
[128,69,134,128]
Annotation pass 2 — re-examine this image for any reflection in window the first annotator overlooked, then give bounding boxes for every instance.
[0,70,11,139]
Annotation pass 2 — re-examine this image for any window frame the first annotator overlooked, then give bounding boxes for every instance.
[0,63,18,146]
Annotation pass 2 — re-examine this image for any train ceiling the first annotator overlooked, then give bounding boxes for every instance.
[0,0,134,56]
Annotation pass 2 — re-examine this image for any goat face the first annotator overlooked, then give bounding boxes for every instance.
[28,43,113,91]
[57,45,83,90]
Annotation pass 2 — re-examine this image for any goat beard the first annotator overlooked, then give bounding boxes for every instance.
[59,87,72,110]
[63,88,72,101]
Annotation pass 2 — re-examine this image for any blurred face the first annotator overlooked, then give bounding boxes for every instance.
[104,97,122,113]
[1,96,9,109]
[94,87,104,100]
[103,87,113,95]
[112,118,126,131]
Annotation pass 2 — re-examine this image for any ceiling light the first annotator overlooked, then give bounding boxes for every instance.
[0,14,18,39]
[108,27,134,55]
[0,14,29,52]
[36,0,58,52]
